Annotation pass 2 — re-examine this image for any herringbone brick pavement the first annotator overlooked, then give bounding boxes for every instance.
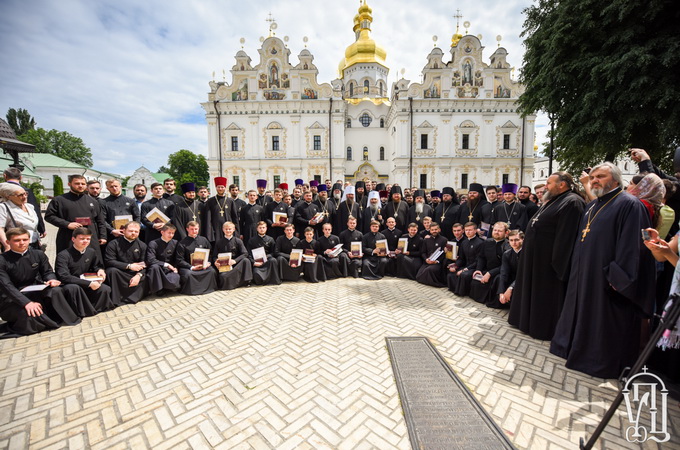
[0,225,678,448]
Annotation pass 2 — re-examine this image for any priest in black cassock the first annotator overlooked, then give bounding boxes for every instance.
[229,184,247,219]
[247,222,281,285]
[415,222,448,287]
[172,183,206,240]
[212,221,253,290]
[447,222,484,296]
[395,223,423,280]
[318,222,348,279]
[104,221,149,304]
[457,183,488,230]
[175,221,217,295]
[480,186,500,229]
[469,222,510,304]
[56,228,115,312]
[145,223,181,295]
[336,186,362,234]
[265,188,290,241]
[382,186,409,232]
[517,186,539,220]
[491,184,528,232]
[141,182,175,244]
[162,178,184,206]
[407,190,433,232]
[313,185,336,236]
[361,191,384,233]
[204,177,238,244]
[293,190,321,238]
[102,178,140,243]
[296,227,327,283]
[339,216,364,278]
[361,220,388,280]
[275,224,302,282]
[0,228,88,336]
[45,174,108,261]
[240,190,265,244]
[256,179,272,207]
[382,217,401,276]
[550,163,656,379]
[486,230,523,309]
[509,172,586,340]
[355,180,369,213]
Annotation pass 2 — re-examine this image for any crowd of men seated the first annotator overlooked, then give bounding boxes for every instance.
[1,152,679,386]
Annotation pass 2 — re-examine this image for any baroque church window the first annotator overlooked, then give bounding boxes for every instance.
[349,83,354,97]
[272,136,280,151]
[313,135,321,150]
[462,134,470,150]
[231,136,239,151]
[420,174,427,189]
[347,146,352,161]
[379,146,385,160]
[421,134,428,149]
[360,113,372,127]
[363,146,369,161]
[380,118,384,128]
[461,174,468,189]
[346,118,352,128]
[503,134,510,150]
[363,80,369,94]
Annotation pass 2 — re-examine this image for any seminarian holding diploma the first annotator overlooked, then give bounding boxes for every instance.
[56,227,115,312]
[141,182,175,243]
[145,223,182,295]
[275,223,302,281]
[0,227,90,335]
[318,222,348,279]
[394,223,423,280]
[339,216,363,278]
[296,227,327,283]
[361,220,388,280]
[247,221,281,285]
[104,221,149,304]
[102,178,140,243]
[175,221,217,295]
[415,222,448,287]
[469,222,510,304]
[212,221,253,290]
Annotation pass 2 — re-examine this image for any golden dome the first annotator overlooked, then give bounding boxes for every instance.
[338,0,388,78]
[451,32,463,47]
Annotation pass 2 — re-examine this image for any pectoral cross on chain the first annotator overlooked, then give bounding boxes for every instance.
[219,210,224,217]
[192,214,197,221]
[468,213,473,221]
[581,225,590,241]
[531,216,539,227]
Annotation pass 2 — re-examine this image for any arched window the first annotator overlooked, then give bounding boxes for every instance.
[380,118,385,128]
[363,146,369,161]
[379,146,385,160]
[349,83,354,97]
[360,113,372,127]
[346,146,352,160]
[363,80,369,93]
[379,82,384,97]
[346,118,351,128]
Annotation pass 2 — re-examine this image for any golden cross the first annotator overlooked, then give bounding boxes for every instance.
[581,226,590,242]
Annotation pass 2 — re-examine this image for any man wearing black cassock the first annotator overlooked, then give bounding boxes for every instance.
[204,177,238,244]
[458,183,488,231]
[247,222,281,285]
[434,187,461,240]
[240,190,265,245]
[382,217,401,276]
[395,223,423,280]
[229,184,247,219]
[45,174,108,261]
[265,188,290,241]
[415,222,448,287]
[361,191,384,233]
[407,190,433,232]
[0,228,89,336]
[102,178,140,243]
[481,186,500,229]
[550,162,656,379]
[256,179,272,207]
[517,185,539,220]
[336,186,362,234]
[296,227,327,283]
[173,183,206,241]
[162,178,184,206]
[313,185,336,237]
[212,221,253,290]
[469,222,510,303]
[145,223,181,295]
[339,216,364,278]
[175,221,217,295]
[355,180,369,213]
[294,190,321,238]
[382,186,409,232]
[447,222,484,296]
[509,172,586,340]
[318,222,348,279]
[275,224,302,282]
[141,182,176,244]
[487,230,523,310]
[361,220,388,280]
[56,228,115,312]
[105,221,148,304]
[491,184,528,232]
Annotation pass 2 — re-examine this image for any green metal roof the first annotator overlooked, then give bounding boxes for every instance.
[152,172,171,183]
[22,153,88,169]
[0,155,42,181]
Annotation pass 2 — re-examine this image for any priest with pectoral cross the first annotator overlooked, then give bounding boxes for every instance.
[173,183,205,240]
[490,183,528,231]
[204,177,238,243]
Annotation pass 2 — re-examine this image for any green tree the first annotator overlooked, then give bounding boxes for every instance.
[518,0,680,173]
[6,108,36,136]
[53,175,64,196]
[163,150,209,192]
[19,128,94,167]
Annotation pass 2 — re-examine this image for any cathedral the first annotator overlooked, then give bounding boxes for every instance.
[201,1,535,192]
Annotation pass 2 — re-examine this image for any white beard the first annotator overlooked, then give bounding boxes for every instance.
[415,202,424,213]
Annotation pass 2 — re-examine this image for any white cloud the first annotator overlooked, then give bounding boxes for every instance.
[1,0,545,176]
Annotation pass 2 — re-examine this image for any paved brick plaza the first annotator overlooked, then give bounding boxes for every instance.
[1,226,678,449]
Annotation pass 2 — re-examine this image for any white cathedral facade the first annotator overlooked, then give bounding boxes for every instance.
[201,1,536,193]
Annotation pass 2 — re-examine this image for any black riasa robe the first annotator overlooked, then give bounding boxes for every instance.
[240,203,265,244]
[448,236,484,296]
[416,234,448,287]
[491,201,528,231]
[102,194,140,241]
[296,238,326,283]
[486,248,521,310]
[204,195,238,243]
[339,228,363,278]
[56,246,114,312]
[313,199,336,237]
[407,204,434,232]
[140,197,175,243]
[145,238,181,294]
[105,237,149,304]
[361,231,388,280]
[382,201,409,232]
[212,236,252,290]
[336,201,361,234]
[175,235,217,295]
[508,190,586,339]
[396,233,423,280]
[275,235,302,281]
[247,234,281,285]
[173,200,206,240]
[549,189,656,379]
[435,201,461,240]
[318,234,348,279]
[458,198,488,228]
[469,239,509,303]
[293,201,320,237]
[265,200,290,241]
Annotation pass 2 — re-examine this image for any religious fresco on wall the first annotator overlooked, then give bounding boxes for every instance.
[281,73,290,89]
[494,76,511,98]
[457,86,479,98]
[259,73,267,89]
[452,71,461,87]
[264,90,284,100]
[269,62,280,88]
[474,71,483,87]
[462,60,473,85]
[232,79,248,101]
[301,78,317,99]
[424,77,441,98]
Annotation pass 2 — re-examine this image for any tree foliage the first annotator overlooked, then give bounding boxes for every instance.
[19,128,94,168]
[53,175,64,196]
[163,150,209,192]
[6,108,36,136]
[518,0,680,173]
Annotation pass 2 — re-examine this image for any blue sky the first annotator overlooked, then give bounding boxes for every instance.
[0,0,547,176]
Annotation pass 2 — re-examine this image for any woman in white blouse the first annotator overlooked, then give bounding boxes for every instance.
[0,182,40,251]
